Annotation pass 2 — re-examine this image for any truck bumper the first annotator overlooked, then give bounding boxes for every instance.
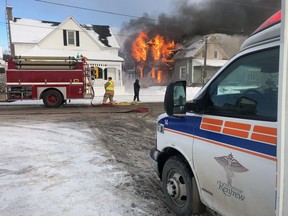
[149,147,162,177]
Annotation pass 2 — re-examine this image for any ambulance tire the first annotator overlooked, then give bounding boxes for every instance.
[43,89,64,108]
[162,155,196,216]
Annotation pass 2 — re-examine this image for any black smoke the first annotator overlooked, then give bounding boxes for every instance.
[119,0,280,78]
[121,0,280,43]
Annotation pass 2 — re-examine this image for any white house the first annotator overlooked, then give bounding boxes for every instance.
[6,6,124,94]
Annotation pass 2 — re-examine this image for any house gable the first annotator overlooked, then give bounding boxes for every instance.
[176,39,204,60]
[174,34,238,61]
[191,35,228,60]
[195,43,228,60]
[9,14,123,62]
[38,17,106,52]
[10,17,120,52]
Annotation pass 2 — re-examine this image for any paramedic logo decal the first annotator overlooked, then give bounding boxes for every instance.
[164,119,169,125]
[215,153,248,201]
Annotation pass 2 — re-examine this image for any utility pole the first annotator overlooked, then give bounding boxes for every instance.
[6,5,14,56]
[277,1,288,215]
[202,38,208,84]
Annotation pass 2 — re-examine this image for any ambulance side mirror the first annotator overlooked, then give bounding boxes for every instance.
[164,81,187,117]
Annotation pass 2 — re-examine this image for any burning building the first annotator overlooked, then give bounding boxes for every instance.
[120,0,280,86]
[131,32,176,85]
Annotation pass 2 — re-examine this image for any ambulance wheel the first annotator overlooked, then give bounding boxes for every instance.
[162,156,195,216]
[43,89,64,108]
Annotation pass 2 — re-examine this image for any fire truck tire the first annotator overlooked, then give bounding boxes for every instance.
[162,155,202,216]
[43,89,64,108]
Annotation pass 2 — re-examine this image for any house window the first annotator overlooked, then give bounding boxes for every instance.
[180,67,186,79]
[214,50,218,59]
[63,30,80,46]
[67,31,75,45]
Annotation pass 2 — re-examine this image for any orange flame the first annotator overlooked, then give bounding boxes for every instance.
[161,40,176,63]
[131,31,176,83]
[157,70,162,84]
[150,35,176,63]
[151,68,155,78]
[151,35,163,61]
[132,32,148,62]
[137,65,144,78]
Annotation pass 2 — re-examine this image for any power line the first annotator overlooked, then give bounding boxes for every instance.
[32,0,279,36]
[35,0,157,22]
[0,19,249,40]
[0,21,137,39]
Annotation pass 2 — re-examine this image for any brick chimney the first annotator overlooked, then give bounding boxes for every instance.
[6,5,13,21]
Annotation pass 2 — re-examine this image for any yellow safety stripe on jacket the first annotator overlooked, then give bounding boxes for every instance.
[106,80,115,91]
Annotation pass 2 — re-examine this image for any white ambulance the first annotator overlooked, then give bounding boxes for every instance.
[150,11,281,216]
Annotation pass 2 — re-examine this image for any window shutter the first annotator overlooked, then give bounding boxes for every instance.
[76,31,80,47]
[63,30,67,46]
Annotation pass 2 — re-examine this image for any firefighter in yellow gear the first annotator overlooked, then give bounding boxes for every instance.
[102,77,115,104]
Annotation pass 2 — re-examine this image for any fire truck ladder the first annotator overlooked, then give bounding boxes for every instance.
[12,56,79,70]
[82,62,95,102]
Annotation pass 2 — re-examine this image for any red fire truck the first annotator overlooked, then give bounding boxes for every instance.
[5,56,94,107]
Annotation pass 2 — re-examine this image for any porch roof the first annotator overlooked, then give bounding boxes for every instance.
[22,47,124,62]
[193,59,228,67]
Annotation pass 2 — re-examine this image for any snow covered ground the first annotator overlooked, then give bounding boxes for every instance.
[0,121,132,216]
[0,86,201,106]
[0,86,201,216]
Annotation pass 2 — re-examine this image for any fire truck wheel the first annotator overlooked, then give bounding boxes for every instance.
[43,89,64,108]
[162,155,200,216]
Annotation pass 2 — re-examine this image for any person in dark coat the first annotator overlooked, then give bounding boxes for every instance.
[133,79,140,102]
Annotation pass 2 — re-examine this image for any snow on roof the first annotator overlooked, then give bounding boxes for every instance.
[10,17,119,48]
[10,18,58,43]
[173,38,205,60]
[22,47,123,61]
[193,59,228,67]
[185,40,205,58]
[173,34,245,61]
